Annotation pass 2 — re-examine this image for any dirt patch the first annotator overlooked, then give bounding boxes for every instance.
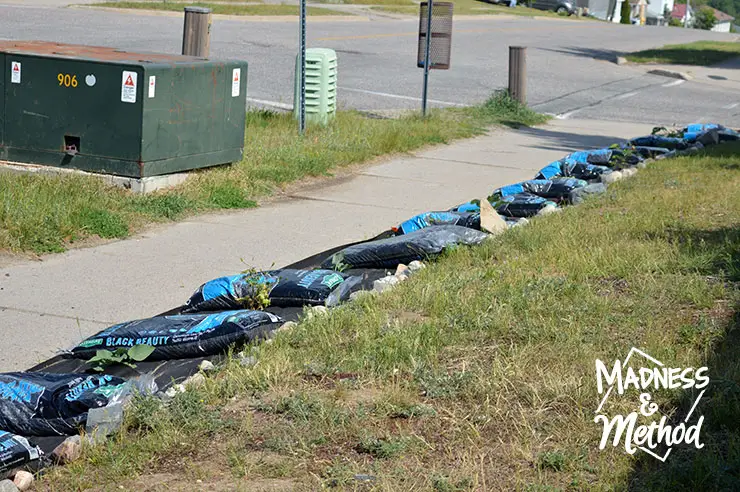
[126,472,296,491]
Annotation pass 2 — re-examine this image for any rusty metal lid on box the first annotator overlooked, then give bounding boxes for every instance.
[0,40,209,64]
[0,41,248,178]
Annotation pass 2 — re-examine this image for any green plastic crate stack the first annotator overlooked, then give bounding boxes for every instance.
[294,48,337,126]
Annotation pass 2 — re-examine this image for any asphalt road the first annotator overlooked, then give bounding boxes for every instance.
[1,3,739,125]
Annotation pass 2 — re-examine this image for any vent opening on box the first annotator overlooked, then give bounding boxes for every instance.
[64,135,80,156]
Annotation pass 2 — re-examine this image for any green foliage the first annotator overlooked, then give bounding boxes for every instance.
[694,6,718,29]
[91,2,343,16]
[73,207,129,239]
[2,94,547,254]
[87,344,155,371]
[355,436,409,459]
[620,0,632,23]
[627,41,740,65]
[235,268,272,310]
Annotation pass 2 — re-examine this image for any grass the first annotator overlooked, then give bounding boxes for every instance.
[372,0,581,17]
[90,2,346,16]
[626,40,740,66]
[42,145,739,490]
[0,93,547,254]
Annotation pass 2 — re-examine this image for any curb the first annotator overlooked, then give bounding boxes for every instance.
[646,69,693,81]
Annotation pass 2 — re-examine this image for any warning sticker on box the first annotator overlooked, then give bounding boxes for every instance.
[121,71,137,103]
[148,76,156,98]
[11,61,21,84]
[232,68,240,98]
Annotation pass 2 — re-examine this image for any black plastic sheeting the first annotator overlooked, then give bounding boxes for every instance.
[15,122,738,461]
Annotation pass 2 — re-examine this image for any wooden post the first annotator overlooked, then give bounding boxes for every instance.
[508,46,526,104]
[182,7,212,57]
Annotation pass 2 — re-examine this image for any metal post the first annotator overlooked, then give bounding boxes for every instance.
[182,7,212,57]
[421,0,433,117]
[299,0,307,134]
[685,0,690,27]
[508,46,526,104]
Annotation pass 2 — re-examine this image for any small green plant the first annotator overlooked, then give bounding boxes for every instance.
[87,344,155,371]
[355,436,409,459]
[537,451,567,471]
[236,268,272,310]
[328,253,350,273]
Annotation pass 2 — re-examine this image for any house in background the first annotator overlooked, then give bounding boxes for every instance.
[671,3,693,25]
[585,0,672,23]
[583,0,627,22]
[708,7,735,32]
[645,0,674,24]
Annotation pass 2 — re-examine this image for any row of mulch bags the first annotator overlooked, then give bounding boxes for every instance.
[2,122,737,476]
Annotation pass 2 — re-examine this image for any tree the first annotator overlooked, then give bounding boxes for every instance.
[694,6,718,29]
[620,0,632,23]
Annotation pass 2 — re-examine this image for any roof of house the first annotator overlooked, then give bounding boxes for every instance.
[709,6,735,22]
[671,4,688,19]
[672,4,735,21]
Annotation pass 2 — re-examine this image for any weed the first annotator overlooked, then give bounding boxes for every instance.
[537,451,567,471]
[355,436,409,459]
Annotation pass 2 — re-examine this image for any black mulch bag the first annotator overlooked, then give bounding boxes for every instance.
[493,193,557,218]
[632,146,671,158]
[492,177,587,201]
[535,160,612,181]
[395,211,480,235]
[629,135,689,150]
[68,310,283,361]
[0,431,42,477]
[183,269,362,313]
[0,373,126,436]
[321,225,488,270]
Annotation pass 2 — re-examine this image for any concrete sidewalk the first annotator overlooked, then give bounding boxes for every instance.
[0,118,653,371]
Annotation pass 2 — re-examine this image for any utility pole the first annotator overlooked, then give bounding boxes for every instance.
[421,0,434,117]
[685,0,691,28]
[298,0,307,134]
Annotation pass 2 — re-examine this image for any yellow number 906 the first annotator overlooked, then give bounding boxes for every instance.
[57,73,78,88]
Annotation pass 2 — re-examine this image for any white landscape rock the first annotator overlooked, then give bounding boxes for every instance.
[373,275,399,293]
[621,167,638,178]
[11,471,33,492]
[306,305,329,320]
[52,435,81,465]
[602,170,624,184]
[198,360,216,372]
[408,261,426,272]
[183,372,206,389]
[277,321,297,333]
[0,479,18,492]
[538,204,561,216]
[394,264,410,279]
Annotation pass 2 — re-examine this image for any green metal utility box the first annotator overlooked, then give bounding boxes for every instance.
[0,41,248,178]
